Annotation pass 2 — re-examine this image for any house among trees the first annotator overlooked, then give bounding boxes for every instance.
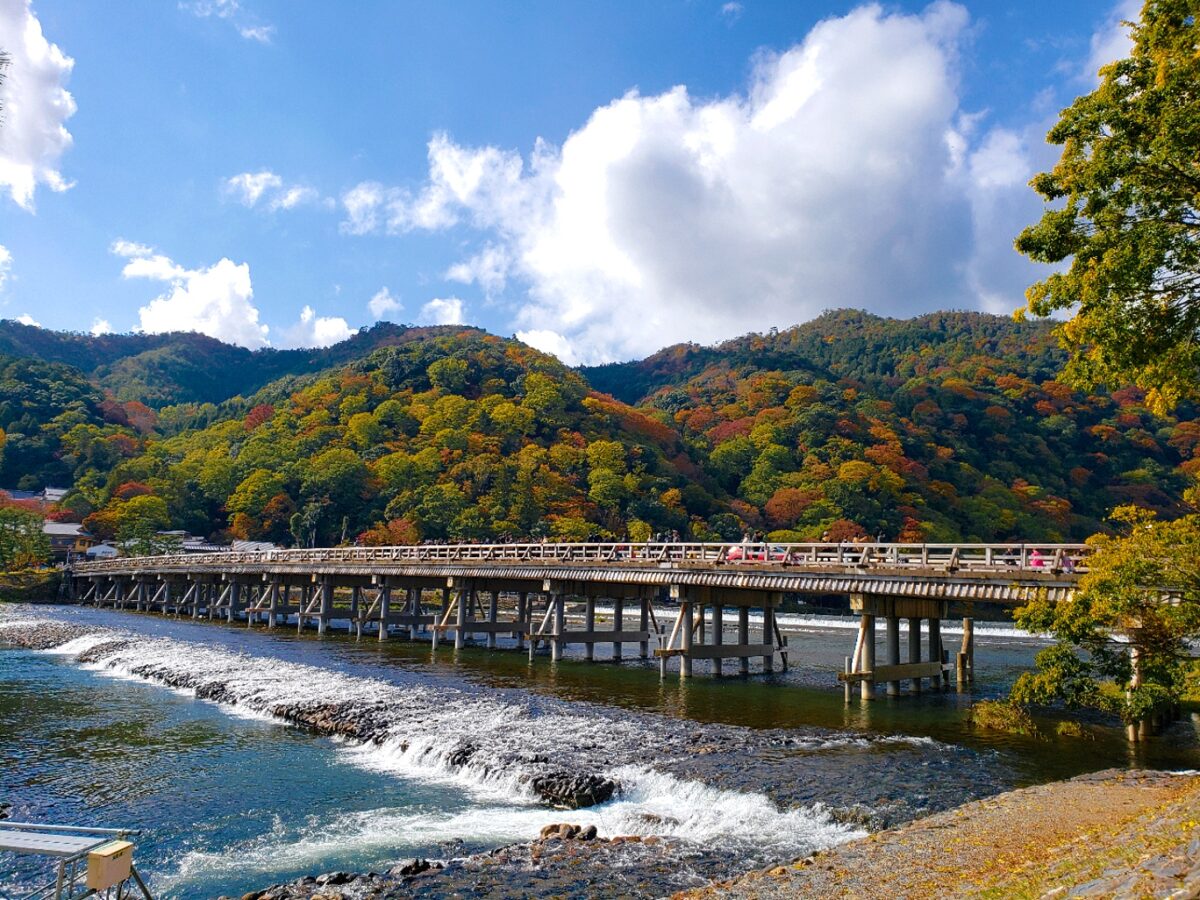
[42,521,96,562]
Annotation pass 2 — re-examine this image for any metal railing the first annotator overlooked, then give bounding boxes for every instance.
[72,541,1091,577]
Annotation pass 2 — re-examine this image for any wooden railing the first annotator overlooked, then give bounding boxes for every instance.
[72,541,1092,576]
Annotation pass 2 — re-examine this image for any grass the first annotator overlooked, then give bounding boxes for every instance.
[969,700,1039,736]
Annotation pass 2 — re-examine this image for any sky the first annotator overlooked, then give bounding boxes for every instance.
[0,0,1138,365]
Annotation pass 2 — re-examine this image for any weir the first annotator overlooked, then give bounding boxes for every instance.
[70,541,1087,697]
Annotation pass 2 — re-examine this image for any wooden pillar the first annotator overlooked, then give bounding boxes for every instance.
[738,607,750,675]
[761,602,774,673]
[454,588,467,649]
[407,588,419,640]
[433,586,449,649]
[317,578,332,636]
[712,603,724,676]
[551,594,564,662]
[482,591,496,649]
[908,617,921,693]
[886,615,901,697]
[516,592,527,650]
[379,585,391,642]
[680,600,693,680]
[228,582,241,624]
[612,598,624,662]
[639,597,650,659]
[584,597,596,661]
[267,579,278,629]
[928,616,942,689]
[350,586,362,638]
[961,617,974,685]
[861,614,876,701]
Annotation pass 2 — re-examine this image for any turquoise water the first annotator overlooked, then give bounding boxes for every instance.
[2,604,1198,898]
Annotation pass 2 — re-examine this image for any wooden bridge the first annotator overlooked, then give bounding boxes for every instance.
[70,541,1089,701]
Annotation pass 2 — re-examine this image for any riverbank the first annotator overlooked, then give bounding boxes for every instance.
[685,768,1200,898]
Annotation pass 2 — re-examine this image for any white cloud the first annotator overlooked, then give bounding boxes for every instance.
[90,317,112,336]
[721,2,743,22]
[224,170,282,205]
[353,1,1056,363]
[0,245,11,292]
[280,305,355,348]
[340,182,385,235]
[237,24,274,43]
[14,313,38,326]
[418,297,465,326]
[367,287,401,320]
[1084,0,1139,82]
[270,184,318,210]
[112,240,270,348]
[445,244,510,297]
[0,0,77,210]
[224,170,319,210]
[181,0,273,43]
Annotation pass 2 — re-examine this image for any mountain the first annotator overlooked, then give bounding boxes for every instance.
[1,311,1196,545]
[0,319,466,406]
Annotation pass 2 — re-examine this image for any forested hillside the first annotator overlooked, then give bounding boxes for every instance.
[1,311,1197,546]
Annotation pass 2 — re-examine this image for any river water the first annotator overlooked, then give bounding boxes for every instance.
[2,602,1198,898]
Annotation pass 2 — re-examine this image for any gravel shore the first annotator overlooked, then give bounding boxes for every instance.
[681,768,1200,899]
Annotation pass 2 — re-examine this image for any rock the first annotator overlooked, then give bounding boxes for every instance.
[579,825,597,841]
[240,892,259,900]
[314,872,352,886]
[388,858,432,877]
[557,823,579,839]
[539,824,562,840]
[529,771,617,809]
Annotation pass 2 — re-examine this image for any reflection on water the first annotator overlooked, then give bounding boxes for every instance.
[2,602,1197,899]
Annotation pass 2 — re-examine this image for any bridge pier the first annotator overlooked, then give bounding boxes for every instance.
[656,587,785,679]
[842,595,951,700]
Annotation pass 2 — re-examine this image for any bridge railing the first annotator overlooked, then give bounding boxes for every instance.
[72,541,1092,576]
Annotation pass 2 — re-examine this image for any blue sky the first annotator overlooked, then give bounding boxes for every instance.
[0,0,1136,364]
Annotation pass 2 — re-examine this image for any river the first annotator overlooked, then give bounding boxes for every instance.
[2,602,1198,898]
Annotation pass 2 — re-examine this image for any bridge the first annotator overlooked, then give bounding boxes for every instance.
[70,541,1089,701]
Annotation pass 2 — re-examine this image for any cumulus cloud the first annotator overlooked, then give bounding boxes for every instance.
[14,313,39,326]
[181,0,274,43]
[418,297,465,326]
[347,1,1056,363]
[0,244,11,292]
[112,239,270,348]
[224,170,319,210]
[280,305,355,348]
[90,317,112,336]
[0,0,77,210]
[367,287,401,320]
[721,2,743,23]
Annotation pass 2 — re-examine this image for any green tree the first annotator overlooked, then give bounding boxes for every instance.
[1015,1,1200,413]
[1011,502,1200,736]
[0,507,50,569]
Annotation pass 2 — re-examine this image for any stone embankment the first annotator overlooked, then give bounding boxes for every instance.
[684,769,1200,899]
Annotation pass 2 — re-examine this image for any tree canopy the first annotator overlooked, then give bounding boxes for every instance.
[1015,0,1200,414]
